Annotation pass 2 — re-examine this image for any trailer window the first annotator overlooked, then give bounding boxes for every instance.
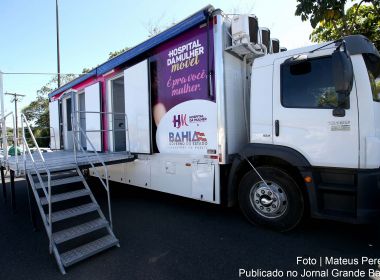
[66,98,72,131]
[281,57,348,109]
[363,54,380,102]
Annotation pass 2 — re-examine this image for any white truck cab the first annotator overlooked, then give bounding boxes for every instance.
[231,35,380,230]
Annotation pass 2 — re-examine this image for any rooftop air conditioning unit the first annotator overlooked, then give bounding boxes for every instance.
[271,38,280,53]
[231,14,259,45]
[260,27,271,53]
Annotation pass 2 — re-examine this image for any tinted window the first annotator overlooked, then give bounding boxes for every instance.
[66,98,72,131]
[281,57,347,109]
[363,54,380,102]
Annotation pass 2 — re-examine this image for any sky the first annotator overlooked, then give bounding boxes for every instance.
[0,0,313,111]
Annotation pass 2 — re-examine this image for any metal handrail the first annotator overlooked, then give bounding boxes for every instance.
[1,112,14,161]
[23,126,57,149]
[74,111,131,153]
[1,111,18,171]
[71,110,131,230]
[20,114,53,253]
[71,117,113,228]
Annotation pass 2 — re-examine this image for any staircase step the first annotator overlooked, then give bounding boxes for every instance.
[53,218,109,244]
[29,165,78,175]
[35,176,83,190]
[40,189,90,205]
[60,235,119,267]
[50,203,99,223]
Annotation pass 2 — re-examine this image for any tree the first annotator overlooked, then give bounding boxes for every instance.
[295,0,380,49]
[108,47,130,59]
[21,74,76,146]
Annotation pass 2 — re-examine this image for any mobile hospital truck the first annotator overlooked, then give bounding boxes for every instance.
[48,5,380,231]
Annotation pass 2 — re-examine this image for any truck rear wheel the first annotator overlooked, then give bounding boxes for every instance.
[238,167,304,231]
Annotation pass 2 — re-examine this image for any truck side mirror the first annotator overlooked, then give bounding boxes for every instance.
[332,46,353,117]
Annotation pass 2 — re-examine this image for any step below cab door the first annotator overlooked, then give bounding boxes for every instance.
[272,50,359,168]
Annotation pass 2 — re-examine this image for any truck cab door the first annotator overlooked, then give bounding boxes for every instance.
[272,50,359,168]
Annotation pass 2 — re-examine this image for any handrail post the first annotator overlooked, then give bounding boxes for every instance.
[71,91,78,165]
[48,169,52,254]
[21,114,52,252]
[0,71,7,162]
[2,115,7,162]
[12,113,18,175]
[21,117,26,172]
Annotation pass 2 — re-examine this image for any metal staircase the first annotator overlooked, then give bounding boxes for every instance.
[0,88,134,274]
[15,97,132,274]
[26,167,119,274]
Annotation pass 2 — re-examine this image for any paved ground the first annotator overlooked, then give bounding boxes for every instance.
[1,176,380,280]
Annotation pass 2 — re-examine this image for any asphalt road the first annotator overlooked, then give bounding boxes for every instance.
[0,176,380,280]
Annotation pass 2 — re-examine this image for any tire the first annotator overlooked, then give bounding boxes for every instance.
[238,167,304,232]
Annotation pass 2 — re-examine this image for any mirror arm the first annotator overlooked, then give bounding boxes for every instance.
[333,92,348,117]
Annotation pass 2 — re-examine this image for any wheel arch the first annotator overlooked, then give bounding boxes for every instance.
[226,143,312,207]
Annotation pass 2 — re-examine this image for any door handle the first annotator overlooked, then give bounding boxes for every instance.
[275,120,280,137]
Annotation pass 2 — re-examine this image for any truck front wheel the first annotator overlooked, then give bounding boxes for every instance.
[238,167,304,231]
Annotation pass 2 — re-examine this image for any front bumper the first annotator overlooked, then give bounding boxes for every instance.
[307,167,380,224]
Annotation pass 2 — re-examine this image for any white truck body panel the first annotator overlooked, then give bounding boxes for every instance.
[224,52,249,154]
[124,60,151,154]
[353,54,380,168]
[106,153,219,204]
[250,64,273,144]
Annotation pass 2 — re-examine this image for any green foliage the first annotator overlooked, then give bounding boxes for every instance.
[32,127,50,148]
[22,74,76,128]
[21,74,77,147]
[295,0,380,50]
[295,0,348,28]
[108,47,130,59]
[317,88,338,107]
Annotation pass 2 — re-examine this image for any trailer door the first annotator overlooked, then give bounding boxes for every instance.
[84,82,102,152]
[49,100,60,149]
[124,60,152,154]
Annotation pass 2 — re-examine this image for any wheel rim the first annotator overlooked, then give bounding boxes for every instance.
[249,180,288,219]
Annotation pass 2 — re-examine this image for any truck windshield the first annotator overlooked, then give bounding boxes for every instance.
[364,54,380,102]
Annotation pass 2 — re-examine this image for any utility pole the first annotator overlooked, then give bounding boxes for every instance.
[5,92,25,141]
[56,0,61,88]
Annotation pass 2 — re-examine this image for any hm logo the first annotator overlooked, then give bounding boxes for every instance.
[172,114,188,129]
